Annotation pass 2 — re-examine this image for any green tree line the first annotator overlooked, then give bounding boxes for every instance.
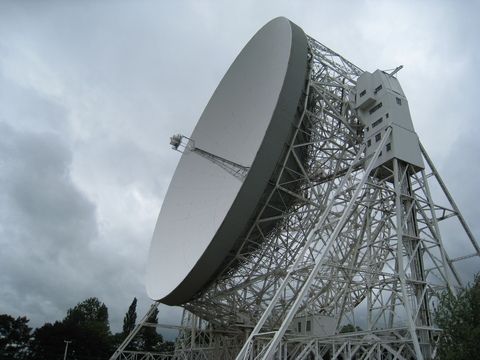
[0,297,174,360]
[2,276,479,360]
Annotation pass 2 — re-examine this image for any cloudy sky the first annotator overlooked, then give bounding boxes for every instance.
[1,0,479,335]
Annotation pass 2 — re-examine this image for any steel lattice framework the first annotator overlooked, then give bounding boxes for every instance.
[111,36,480,360]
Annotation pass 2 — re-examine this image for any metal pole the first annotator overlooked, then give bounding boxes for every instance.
[419,169,459,292]
[393,159,424,360]
[109,301,160,360]
[420,142,480,256]
[63,340,71,360]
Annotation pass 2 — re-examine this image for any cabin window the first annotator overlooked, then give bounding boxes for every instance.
[372,117,383,128]
[369,102,383,115]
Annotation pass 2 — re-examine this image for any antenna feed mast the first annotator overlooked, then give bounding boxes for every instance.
[169,133,250,181]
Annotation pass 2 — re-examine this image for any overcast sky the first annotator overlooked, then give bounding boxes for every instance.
[1,0,479,336]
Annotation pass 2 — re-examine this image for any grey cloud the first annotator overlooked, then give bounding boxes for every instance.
[0,0,479,338]
[435,126,480,282]
[441,128,480,228]
[0,122,98,324]
[0,71,69,136]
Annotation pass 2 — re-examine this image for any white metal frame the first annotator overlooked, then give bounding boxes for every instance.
[112,35,479,360]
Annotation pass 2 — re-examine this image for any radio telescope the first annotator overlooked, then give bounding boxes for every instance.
[111,17,480,360]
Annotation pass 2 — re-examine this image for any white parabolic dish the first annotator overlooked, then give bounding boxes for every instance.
[146,17,310,305]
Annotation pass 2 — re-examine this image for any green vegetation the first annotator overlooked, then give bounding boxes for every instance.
[122,297,137,336]
[3,276,478,360]
[0,297,174,360]
[435,274,480,360]
[339,324,362,333]
[0,315,31,359]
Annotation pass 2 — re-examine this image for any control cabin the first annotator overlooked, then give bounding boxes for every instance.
[354,70,424,178]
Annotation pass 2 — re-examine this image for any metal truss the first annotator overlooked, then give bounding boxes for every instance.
[109,302,166,360]
[170,134,250,181]
[172,310,244,360]
[112,351,172,360]
[111,36,479,360]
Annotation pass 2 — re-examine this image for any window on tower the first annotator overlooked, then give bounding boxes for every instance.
[372,117,383,128]
[369,102,383,115]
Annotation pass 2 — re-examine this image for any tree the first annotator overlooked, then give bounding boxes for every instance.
[29,321,69,360]
[157,340,175,354]
[0,314,31,359]
[122,297,137,336]
[339,324,362,333]
[64,297,109,326]
[113,297,138,350]
[29,297,112,360]
[435,274,480,360]
[64,297,112,359]
[139,307,163,352]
